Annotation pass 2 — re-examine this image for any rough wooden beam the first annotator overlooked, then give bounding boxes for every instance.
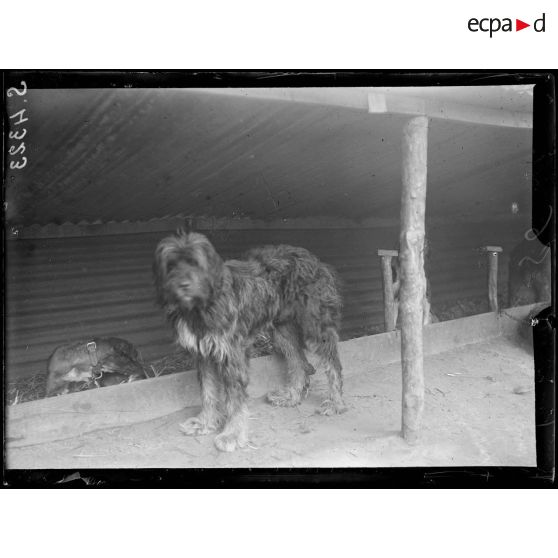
[187,88,531,128]
[399,116,429,445]
[191,87,533,128]
[378,250,399,332]
[368,92,532,129]
[189,87,370,110]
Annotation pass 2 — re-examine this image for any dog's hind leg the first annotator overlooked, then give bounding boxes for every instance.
[179,358,225,436]
[314,327,347,415]
[214,349,250,452]
[267,323,314,407]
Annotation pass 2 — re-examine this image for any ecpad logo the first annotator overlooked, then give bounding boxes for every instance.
[468,13,546,37]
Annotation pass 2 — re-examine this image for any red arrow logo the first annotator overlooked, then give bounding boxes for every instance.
[516,19,530,31]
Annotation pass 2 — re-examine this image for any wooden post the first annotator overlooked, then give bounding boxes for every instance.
[400,116,429,445]
[481,246,503,312]
[378,249,399,331]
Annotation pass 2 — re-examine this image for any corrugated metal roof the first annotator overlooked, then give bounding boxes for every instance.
[6,86,532,227]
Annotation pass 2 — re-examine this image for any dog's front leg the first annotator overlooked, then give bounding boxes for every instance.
[179,358,224,436]
[214,351,249,452]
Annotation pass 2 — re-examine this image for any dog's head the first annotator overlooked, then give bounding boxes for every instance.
[154,230,224,312]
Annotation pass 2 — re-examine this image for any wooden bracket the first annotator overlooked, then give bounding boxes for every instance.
[378,249,400,332]
[481,245,503,312]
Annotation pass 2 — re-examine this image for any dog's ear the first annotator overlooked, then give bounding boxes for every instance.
[198,236,225,292]
[208,248,224,278]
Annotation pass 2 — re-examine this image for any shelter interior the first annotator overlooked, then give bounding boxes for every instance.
[5,85,535,383]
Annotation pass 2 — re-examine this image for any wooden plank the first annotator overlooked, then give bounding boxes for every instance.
[481,246,504,252]
[6,355,287,448]
[487,252,500,312]
[368,92,532,129]
[188,87,371,111]
[481,246,503,312]
[379,254,398,332]
[378,249,399,257]
[190,88,532,128]
[399,116,429,444]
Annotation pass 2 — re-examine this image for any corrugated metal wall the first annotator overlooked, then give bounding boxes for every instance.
[5,219,527,381]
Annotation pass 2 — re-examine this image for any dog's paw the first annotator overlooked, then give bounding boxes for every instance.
[214,432,247,452]
[266,389,302,407]
[316,399,348,416]
[178,416,216,436]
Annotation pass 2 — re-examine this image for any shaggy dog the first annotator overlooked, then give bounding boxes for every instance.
[46,337,146,396]
[154,231,346,452]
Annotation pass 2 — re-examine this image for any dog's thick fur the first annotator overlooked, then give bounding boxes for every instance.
[154,231,346,452]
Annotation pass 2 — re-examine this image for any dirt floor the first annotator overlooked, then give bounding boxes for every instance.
[7,336,536,469]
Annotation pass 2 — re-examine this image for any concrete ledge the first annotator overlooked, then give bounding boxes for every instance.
[6,304,540,448]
